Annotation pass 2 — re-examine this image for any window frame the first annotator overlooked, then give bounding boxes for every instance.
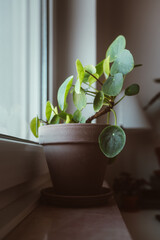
[0,1,53,238]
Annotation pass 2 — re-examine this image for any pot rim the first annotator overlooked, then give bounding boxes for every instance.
[39,123,108,129]
[39,123,108,145]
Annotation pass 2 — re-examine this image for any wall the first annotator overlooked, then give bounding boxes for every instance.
[97,0,160,183]
[53,0,96,119]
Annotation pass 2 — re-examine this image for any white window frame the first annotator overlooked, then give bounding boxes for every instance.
[0,0,53,238]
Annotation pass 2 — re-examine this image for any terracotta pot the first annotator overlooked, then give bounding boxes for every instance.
[39,124,107,195]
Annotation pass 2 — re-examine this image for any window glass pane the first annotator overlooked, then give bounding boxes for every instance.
[0,0,42,140]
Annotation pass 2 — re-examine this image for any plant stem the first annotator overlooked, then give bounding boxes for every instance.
[103,102,110,107]
[86,93,95,97]
[86,106,111,123]
[52,109,57,115]
[110,108,117,125]
[84,82,98,92]
[114,95,125,106]
[104,97,112,105]
[85,90,97,95]
[107,111,110,124]
[39,119,48,124]
[134,64,142,68]
[85,70,103,86]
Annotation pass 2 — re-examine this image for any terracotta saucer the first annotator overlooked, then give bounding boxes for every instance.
[40,187,113,207]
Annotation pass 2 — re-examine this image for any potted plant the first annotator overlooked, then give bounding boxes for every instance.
[30,35,140,196]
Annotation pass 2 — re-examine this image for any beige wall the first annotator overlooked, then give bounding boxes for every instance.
[54,0,96,119]
[97,0,160,137]
[97,0,160,183]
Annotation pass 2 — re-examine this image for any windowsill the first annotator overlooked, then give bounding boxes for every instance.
[122,210,160,240]
[0,137,51,239]
[4,199,132,240]
[0,134,38,145]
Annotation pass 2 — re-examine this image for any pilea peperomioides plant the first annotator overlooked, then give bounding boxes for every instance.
[30,35,140,159]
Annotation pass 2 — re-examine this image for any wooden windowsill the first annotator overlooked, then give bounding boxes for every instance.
[4,198,132,240]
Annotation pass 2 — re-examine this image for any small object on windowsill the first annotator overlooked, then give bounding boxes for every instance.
[155,214,160,222]
[150,170,160,191]
[113,172,149,211]
[40,187,113,207]
[139,189,160,209]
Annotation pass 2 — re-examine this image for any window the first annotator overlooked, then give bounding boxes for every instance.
[0,2,51,238]
[0,0,48,141]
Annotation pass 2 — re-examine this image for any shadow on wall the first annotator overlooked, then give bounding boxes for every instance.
[97,0,160,183]
[105,129,159,186]
[144,79,160,143]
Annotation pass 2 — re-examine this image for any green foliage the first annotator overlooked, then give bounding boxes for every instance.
[125,84,140,96]
[57,75,73,111]
[83,65,96,83]
[58,111,68,120]
[106,35,126,62]
[73,88,87,110]
[88,73,99,86]
[46,101,53,122]
[79,116,86,123]
[102,73,123,96]
[96,60,104,77]
[110,49,134,75]
[103,56,110,79]
[94,91,104,112]
[50,115,60,124]
[75,59,85,93]
[73,110,82,122]
[30,116,40,138]
[66,114,72,123]
[98,126,126,158]
[30,35,141,161]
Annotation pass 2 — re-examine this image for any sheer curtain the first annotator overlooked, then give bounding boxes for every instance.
[0,0,42,140]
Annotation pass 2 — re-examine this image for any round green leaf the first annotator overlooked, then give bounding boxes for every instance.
[46,101,54,122]
[73,110,82,123]
[98,125,126,158]
[73,88,87,110]
[54,106,58,114]
[84,65,96,74]
[106,35,126,62]
[57,75,73,111]
[66,114,72,123]
[110,49,134,75]
[80,116,86,123]
[30,116,40,138]
[93,91,104,112]
[103,56,110,79]
[50,115,60,124]
[88,73,99,86]
[83,65,96,83]
[75,80,81,94]
[125,84,140,96]
[96,60,104,77]
[75,59,85,93]
[102,73,123,96]
[58,111,67,120]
